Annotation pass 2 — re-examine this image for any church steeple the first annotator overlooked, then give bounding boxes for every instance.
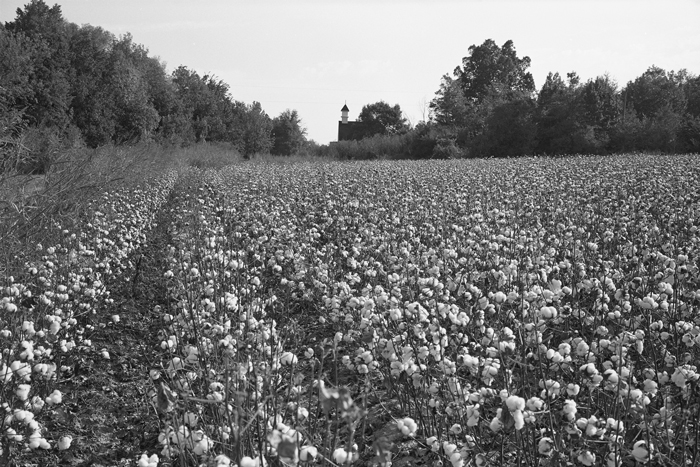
[341,103,349,124]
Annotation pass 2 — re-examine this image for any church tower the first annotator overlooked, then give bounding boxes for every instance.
[338,103,359,141]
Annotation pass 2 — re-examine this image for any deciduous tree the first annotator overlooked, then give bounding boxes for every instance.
[271,109,307,156]
[356,101,408,138]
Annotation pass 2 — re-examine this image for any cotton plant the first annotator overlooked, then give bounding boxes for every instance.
[0,171,178,457]
[126,156,700,465]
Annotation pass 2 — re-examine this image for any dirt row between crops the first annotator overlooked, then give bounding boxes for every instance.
[12,190,177,467]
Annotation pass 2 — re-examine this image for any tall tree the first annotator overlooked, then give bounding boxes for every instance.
[579,74,620,146]
[5,0,72,128]
[107,34,160,142]
[534,72,597,154]
[68,24,116,146]
[229,101,273,158]
[431,39,535,153]
[617,66,687,152]
[356,101,409,138]
[453,39,535,103]
[624,66,687,119]
[271,109,306,155]
[679,74,700,152]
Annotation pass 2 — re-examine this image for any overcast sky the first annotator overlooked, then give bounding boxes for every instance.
[3,0,699,144]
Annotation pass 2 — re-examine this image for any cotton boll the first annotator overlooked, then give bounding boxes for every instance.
[513,410,525,430]
[631,440,653,463]
[538,437,554,455]
[138,453,159,467]
[16,384,31,401]
[443,442,457,457]
[57,436,72,451]
[489,415,502,432]
[577,450,596,466]
[299,446,318,461]
[506,395,525,411]
[45,389,63,405]
[332,447,351,463]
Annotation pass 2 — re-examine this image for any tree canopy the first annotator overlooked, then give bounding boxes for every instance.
[357,101,409,137]
[0,0,289,170]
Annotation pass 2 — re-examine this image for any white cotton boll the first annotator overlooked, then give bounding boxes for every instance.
[527,397,544,411]
[280,352,298,366]
[0,363,12,383]
[538,437,554,455]
[397,417,418,437]
[577,450,596,466]
[16,384,31,401]
[489,416,502,432]
[426,436,439,451]
[506,395,525,411]
[193,435,211,455]
[45,389,62,405]
[138,453,159,467]
[450,452,464,467]
[513,410,525,430]
[57,436,72,450]
[631,440,653,463]
[332,448,350,463]
[9,360,29,379]
[443,442,457,457]
[215,454,231,466]
[562,399,577,420]
[14,410,29,422]
[300,446,318,461]
[297,407,309,421]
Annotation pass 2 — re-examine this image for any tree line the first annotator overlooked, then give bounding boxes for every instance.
[0,0,307,172]
[334,39,700,159]
[425,39,700,158]
[2,1,699,167]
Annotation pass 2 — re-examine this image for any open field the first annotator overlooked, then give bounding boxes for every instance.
[2,154,700,466]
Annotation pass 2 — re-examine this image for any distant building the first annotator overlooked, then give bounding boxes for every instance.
[337,103,363,141]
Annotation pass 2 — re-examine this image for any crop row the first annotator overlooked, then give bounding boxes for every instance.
[0,170,178,458]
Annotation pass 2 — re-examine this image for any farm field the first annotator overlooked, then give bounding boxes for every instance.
[3,154,700,467]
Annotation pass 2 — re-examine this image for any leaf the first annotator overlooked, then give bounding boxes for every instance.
[278,438,298,462]
[501,403,515,430]
[156,380,177,413]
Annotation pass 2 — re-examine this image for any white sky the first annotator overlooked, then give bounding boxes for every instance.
[2,0,700,144]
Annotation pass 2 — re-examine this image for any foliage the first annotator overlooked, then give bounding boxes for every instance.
[472,98,537,157]
[0,0,279,171]
[355,101,409,139]
[271,109,307,156]
[430,39,536,155]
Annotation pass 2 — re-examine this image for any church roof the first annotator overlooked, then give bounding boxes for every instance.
[341,104,349,111]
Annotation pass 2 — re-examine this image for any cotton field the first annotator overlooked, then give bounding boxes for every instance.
[3,154,700,466]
